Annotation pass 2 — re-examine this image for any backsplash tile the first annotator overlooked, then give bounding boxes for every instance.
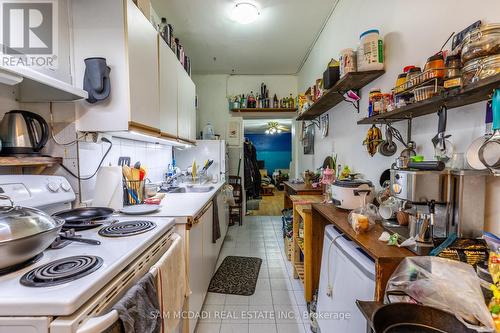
[79,136,172,203]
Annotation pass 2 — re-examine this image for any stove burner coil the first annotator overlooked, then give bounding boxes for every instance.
[98,220,156,237]
[20,255,103,287]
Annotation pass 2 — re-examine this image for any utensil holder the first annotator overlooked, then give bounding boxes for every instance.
[123,179,145,205]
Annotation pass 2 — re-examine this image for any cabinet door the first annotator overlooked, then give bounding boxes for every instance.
[188,221,204,333]
[201,204,216,290]
[177,68,196,140]
[126,0,160,129]
[159,37,178,137]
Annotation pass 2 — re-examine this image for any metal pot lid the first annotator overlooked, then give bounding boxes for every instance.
[333,179,373,188]
[0,196,64,243]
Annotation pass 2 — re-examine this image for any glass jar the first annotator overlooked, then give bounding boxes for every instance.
[461,23,500,63]
[462,54,500,86]
[424,53,445,79]
[444,54,462,80]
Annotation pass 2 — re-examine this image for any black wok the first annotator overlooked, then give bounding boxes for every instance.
[372,303,477,333]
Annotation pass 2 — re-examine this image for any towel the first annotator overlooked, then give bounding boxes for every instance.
[112,272,161,333]
[212,198,221,243]
[150,234,189,333]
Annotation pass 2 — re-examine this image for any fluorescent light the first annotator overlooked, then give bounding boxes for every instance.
[231,2,259,24]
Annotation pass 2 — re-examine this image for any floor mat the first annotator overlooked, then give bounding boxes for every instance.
[208,256,262,296]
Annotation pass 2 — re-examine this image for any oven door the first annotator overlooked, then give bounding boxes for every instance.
[50,229,174,333]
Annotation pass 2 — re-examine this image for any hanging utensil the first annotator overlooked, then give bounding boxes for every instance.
[466,101,492,170]
[378,125,398,157]
[478,89,500,172]
[432,105,448,150]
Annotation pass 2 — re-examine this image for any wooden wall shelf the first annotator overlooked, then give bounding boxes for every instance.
[357,73,500,125]
[0,156,63,174]
[231,108,297,113]
[297,70,385,121]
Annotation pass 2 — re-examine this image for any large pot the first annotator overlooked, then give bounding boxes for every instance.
[331,178,374,210]
[0,195,64,269]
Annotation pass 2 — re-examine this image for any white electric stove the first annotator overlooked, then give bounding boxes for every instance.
[0,175,176,333]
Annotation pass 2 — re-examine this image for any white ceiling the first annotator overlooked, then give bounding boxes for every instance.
[151,0,336,75]
[244,118,292,134]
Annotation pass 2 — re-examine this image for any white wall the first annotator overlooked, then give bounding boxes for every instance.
[296,0,500,233]
[193,74,298,138]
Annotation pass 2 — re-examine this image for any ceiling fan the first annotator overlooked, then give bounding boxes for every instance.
[265,121,289,135]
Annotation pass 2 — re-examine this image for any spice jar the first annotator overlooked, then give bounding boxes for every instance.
[406,67,422,88]
[462,54,500,86]
[462,23,500,63]
[394,73,407,94]
[424,53,445,79]
[444,54,461,79]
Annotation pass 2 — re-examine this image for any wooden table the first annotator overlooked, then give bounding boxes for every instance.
[283,181,323,209]
[290,195,324,303]
[311,203,414,302]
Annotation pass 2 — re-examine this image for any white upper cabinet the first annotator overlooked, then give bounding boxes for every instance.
[126,0,160,130]
[159,37,179,138]
[72,0,195,139]
[72,0,160,133]
[177,67,196,141]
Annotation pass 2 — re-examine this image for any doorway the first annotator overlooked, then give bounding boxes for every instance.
[243,119,292,216]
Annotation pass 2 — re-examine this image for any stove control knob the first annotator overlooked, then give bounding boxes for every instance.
[60,182,72,192]
[47,182,59,193]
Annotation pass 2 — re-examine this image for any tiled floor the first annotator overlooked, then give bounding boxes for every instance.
[195,216,311,333]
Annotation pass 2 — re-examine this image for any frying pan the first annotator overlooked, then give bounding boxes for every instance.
[478,88,500,171]
[53,207,115,223]
[373,303,477,333]
[466,102,492,170]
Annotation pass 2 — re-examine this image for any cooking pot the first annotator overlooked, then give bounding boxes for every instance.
[331,178,374,210]
[0,195,64,269]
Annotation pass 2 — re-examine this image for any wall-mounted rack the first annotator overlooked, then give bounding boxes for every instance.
[357,74,500,125]
[296,70,385,121]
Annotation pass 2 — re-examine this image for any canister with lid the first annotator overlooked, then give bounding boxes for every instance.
[462,23,500,63]
[462,54,500,86]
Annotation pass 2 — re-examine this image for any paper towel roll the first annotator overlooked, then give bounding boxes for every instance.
[92,166,123,210]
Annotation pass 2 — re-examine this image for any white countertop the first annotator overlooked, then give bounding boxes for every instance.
[120,182,226,221]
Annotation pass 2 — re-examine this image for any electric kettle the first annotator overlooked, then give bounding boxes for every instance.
[0,110,49,155]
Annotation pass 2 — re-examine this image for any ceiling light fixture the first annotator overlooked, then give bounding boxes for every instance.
[265,121,283,135]
[231,2,260,24]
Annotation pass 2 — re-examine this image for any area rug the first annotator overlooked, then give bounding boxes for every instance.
[208,256,262,296]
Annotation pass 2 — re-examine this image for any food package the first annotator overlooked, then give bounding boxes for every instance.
[348,203,378,234]
[386,256,495,332]
[436,238,489,268]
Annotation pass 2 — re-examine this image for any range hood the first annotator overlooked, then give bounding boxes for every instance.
[0,65,88,102]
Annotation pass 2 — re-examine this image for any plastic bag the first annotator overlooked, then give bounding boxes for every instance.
[386,256,495,332]
[348,203,378,234]
[222,185,235,206]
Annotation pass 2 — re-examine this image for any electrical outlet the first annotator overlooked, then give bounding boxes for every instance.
[82,132,99,143]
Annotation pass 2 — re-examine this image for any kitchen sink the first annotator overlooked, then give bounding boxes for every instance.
[166,186,214,193]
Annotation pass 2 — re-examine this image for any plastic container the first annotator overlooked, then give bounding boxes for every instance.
[424,53,445,79]
[339,48,357,76]
[202,122,215,140]
[357,29,384,71]
[406,67,422,88]
[462,54,500,86]
[461,23,500,63]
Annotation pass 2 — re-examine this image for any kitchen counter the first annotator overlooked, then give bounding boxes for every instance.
[311,203,414,302]
[283,181,323,209]
[136,182,226,221]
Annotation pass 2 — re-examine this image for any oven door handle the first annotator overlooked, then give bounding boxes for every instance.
[76,310,119,333]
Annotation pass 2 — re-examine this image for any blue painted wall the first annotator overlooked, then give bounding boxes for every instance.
[246,133,292,173]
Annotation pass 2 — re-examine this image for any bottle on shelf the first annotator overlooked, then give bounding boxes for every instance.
[289,94,295,108]
[159,17,168,41]
[248,91,255,108]
[240,94,247,108]
[273,94,279,109]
